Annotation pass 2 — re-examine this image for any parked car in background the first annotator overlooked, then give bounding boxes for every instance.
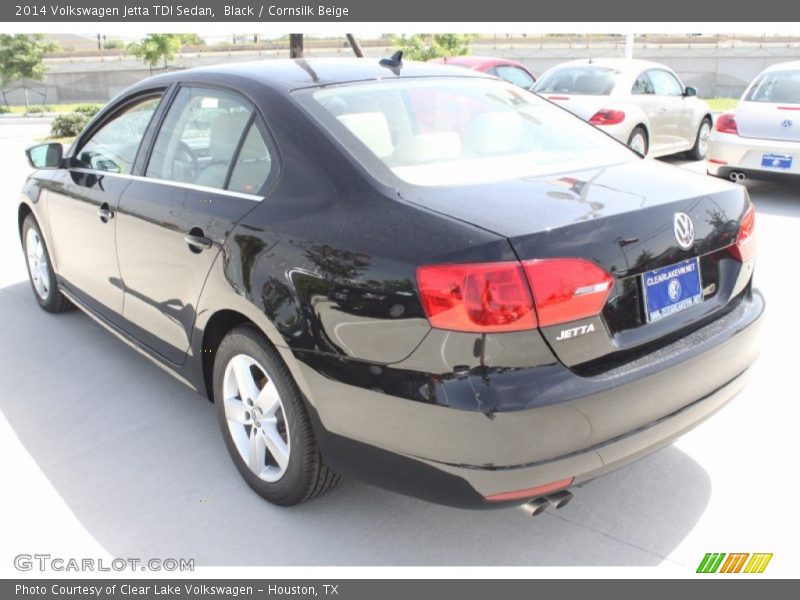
[533,58,713,159]
[708,61,800,181]
[19,59,762,511]
[428,55,537,90]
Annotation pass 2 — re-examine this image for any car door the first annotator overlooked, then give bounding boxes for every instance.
[45,93,162,322]
[115,85,276,365]
[647,69,690,152]
[630,71,664,149]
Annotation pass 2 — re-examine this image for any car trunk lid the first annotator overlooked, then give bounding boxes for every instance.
[736,100,800,142]
[401,159,752,369]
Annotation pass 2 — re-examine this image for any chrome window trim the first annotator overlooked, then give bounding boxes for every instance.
[67,168,264,202]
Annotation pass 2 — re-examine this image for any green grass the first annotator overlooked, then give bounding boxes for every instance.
[2,103,99,115]
[705,98,739,112]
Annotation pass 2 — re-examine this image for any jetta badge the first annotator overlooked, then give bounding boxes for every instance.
[674,212,695,250]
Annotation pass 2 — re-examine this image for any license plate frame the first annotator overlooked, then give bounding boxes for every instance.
[761,153,793,170]
[641,257,703,323]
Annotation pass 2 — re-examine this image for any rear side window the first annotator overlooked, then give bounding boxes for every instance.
[745,70,800,103]
[146,87,271,193]
[76,96,160,174]
[533,66,618,95]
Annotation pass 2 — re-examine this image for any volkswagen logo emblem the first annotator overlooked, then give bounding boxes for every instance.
[674,212,695,250]
[782,119,793,128]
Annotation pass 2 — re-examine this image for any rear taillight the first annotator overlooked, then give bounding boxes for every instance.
[416,258,614,333]
[589,109,625,126]
[523,259,614,327]
[716,112,738,135]
[730,204,756,262]
[416,262,536,332]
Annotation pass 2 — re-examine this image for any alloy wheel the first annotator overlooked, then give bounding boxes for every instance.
[26,228,50,301]
[222,354,291,483]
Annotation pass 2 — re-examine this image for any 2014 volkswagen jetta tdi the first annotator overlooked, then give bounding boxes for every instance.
[19,58,763,510]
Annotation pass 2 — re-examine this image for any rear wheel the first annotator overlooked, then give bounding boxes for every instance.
[213,324,340,505]
[22,214,72,313]
[687,117,712,161]
[627,126,648,156]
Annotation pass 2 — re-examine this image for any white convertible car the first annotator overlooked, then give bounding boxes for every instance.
[533,58,713,159]
[707,61,800,181]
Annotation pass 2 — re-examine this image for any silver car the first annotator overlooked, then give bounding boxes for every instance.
[533,58,713,159]
[708,60,800,181]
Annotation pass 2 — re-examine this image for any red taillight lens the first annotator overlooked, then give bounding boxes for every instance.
[523,259,614,327]
[416,262,537,332]
[485,476,575,503]
[716,112,738,135]
[730,205,756,262]
[589,109,626,125]
[417,258,614,333]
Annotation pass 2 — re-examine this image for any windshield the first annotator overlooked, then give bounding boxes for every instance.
[745,70,800,104]
[297,78,635,187]
[533,66,619,96]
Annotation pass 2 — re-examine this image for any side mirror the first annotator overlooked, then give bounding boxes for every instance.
[25,143,63,169]
[684,86,697,97]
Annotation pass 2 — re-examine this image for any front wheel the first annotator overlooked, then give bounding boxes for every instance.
[687,118,712,161]
[627,126,649,156]
[22,214,72,313]
[213,324,340,506]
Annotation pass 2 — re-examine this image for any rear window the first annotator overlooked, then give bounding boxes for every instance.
[533,66,619,96]
[745,70,800,103]
[296,78,634,188]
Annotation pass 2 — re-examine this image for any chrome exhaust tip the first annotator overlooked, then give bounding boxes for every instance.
[545,490,574,510]
[519,497,550,518]
[729,171,746,183]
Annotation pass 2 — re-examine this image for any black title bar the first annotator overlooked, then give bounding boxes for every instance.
[4,0,800,22]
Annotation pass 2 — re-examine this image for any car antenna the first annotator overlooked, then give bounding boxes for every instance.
[379,50,403,74]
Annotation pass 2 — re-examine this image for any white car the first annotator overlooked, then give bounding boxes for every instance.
[708,61,800,181]
[533,58,713,159]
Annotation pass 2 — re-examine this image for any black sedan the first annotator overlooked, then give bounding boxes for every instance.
[19,58,763,511]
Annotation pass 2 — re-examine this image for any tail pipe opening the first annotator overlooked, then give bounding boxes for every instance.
[729,171,746,183]
[519,490,575,518]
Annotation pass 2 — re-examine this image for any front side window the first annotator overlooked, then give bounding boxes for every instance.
[745,70,800,103]
[533,66,618,96]
[647,70,684,96]
[631,73,655,95]
[489,66,535,90]
[75,96,160,174]
[146,87,269,192]
[299,78,635,187]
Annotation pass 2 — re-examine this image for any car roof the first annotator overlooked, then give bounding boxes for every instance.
[546,58,674,74]
[129,57,491,95]
[761,60,800,72]
[429,55,528,71]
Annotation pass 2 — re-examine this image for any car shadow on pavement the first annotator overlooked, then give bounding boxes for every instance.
[742,179,800,219]
[0,281,711,566]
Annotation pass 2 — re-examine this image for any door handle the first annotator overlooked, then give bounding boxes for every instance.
[184,232,213,252]
[98,204,114,222]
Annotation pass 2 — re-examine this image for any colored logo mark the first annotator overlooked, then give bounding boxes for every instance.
[696,552,773,573]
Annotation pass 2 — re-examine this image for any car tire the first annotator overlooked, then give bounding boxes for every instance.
[687,117,712,161]
[21,214,72,313]
[213,324,340,506]
[627,126,649,156]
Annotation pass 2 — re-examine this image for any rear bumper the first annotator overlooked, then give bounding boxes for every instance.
[708,131,800,177]
[297,288,764,509]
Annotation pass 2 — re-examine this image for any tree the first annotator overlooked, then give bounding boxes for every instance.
[128,34,183,72]
[0,34,55,111]
[391,34,474,61]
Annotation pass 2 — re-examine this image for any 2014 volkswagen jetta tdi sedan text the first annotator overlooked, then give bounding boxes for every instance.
[19,58,763,510]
